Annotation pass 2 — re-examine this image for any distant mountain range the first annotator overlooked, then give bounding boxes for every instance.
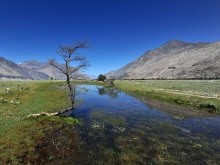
[0,57,49,80]
[106,40,220,79]
[1,40,219,80]
[19,60,66,79]
[0,57,89,80]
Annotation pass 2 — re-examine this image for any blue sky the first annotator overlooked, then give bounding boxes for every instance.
[0,0,220,76]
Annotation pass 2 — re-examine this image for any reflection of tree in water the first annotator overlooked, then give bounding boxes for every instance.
[97,87,119,98]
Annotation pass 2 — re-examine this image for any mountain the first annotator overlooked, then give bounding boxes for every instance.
[106,40,220,79]
[19,59,90,80]
[19,60,66,79]
[0,57,49,80]
[0,57,89,80]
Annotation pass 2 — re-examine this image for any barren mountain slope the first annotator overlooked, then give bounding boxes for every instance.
[19,60,89,80]
[0,57,49,79]
[19,60,66,79]
[106,40,220,79]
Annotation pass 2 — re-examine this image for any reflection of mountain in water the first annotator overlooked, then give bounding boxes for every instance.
[97,87,119,98]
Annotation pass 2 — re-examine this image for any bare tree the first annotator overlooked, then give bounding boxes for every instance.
[50,41,89,109]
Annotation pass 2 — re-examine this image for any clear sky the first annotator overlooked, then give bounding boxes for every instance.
[0,0,220,77]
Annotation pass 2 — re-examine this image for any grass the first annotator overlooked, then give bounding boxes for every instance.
[113,80,220,112]
[0,80,78,164]
[1,79,219,163]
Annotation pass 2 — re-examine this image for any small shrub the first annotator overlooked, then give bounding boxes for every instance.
[199,103,218,112]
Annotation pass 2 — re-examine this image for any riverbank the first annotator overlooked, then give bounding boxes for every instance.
[0,81,78,164]
[113,80,220,113]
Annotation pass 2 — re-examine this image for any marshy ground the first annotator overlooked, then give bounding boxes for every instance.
[0,80,220,164]
[66,85,220,164]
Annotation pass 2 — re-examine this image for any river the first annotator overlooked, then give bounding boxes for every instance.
[64,85,220,164]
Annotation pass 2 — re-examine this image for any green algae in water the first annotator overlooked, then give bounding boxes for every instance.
[67,85,220,164]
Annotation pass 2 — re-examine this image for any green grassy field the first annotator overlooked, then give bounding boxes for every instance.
[0,80,78,164]
[114,80,220,112]
[1,79,219,163]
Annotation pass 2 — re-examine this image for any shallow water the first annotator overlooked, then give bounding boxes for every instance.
[66,85,220,164]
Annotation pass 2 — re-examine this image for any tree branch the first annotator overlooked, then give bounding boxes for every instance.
[49,59,67,75]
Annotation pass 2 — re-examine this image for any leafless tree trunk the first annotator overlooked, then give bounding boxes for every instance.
[50,41,89,109]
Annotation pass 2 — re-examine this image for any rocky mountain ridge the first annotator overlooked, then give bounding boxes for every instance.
[19,60,66,79]
[0,57,90,80]
[0,57,49,80]
[106,40,220,79]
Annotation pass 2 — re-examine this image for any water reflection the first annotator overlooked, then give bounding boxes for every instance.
[97,87,119,98]
[68,85,220,164]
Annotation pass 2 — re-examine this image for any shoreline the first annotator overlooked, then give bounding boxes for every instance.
[113,80,220,113]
